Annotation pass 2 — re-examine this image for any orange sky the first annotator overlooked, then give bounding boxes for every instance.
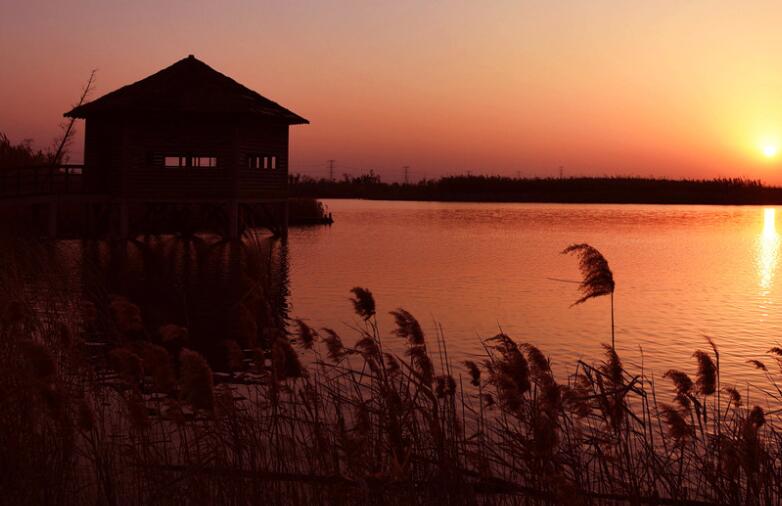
[3,1,782,182]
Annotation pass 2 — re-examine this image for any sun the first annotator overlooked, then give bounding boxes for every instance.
[763,144,779,158]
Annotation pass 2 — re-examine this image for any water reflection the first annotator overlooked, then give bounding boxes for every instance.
[79,235,290,369]
[758,208,779,293]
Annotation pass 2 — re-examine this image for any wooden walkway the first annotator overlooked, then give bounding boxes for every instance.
[0,165,85,199]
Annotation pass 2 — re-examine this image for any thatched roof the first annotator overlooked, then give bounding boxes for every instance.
[64,55,309,124]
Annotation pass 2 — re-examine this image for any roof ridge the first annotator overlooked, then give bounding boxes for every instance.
[64,55,309,124]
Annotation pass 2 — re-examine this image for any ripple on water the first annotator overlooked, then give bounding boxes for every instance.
[290,201,782,391]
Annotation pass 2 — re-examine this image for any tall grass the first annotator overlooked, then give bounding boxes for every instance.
[562,243,616,348]
[3,242,782,504]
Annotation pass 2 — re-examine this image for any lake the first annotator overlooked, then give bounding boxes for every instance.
[288,200,782,393]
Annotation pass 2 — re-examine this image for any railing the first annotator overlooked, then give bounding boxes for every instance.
[0,165,84,198]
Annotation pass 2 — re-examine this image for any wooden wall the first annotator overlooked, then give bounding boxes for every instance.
[83,117,124,193]
[83,115,291,200]
[236,120,289,200]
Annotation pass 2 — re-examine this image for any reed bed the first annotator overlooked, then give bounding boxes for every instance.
[2,245,782,505]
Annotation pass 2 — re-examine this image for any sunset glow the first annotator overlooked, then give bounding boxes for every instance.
[9,1,782,500]
[4,1,782,183]
[759,207,780,292]
[764,208,777,235]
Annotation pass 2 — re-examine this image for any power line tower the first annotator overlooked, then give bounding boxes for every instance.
[403,165,410,185]
[327,159,336,181]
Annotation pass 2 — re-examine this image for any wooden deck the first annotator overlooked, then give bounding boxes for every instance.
[0,165,289,239]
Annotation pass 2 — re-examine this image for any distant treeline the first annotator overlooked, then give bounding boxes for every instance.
[290,172,782,205]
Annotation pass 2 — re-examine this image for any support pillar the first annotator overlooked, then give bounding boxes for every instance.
[227,200,239,240]
[110,200,128,241]
[83,202,95,238]
[47,200,58,238]
[119,200,128,240]
[280,200,289,239]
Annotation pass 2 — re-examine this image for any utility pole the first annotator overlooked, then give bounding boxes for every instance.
[403,165,410,185]
[559,166,564,179]
[328,159,336,181]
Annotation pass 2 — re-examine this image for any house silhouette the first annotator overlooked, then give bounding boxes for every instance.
[1,55,309,239]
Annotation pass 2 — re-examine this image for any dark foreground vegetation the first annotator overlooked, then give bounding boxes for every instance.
[2,240,782,505]
[291,173,782,205]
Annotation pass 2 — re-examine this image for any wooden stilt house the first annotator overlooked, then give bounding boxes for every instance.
[16,54,309,239]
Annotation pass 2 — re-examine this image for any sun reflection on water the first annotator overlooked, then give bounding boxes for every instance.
[758,208,780,293]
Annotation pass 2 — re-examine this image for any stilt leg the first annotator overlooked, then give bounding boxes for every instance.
[227,200,239,240]
[280,200,289,239]
[47,200,58,238]
[119,201,128,240]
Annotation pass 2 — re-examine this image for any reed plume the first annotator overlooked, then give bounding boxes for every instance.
[390,308,425,346]
[125,391,149,430]
[221,339,244,371]
[562,243,616,347]
[600,344,624,388]
[270,337,305,379]
[693,350,717,396]
[139,343,175,392]
[464,360,481,387]
[487,333,530,410]
[109,296,144,336]
[384,352,401,376]
[320,327,345,362]
[392,309,433,385]
[349,287,376,321]
[179,348,214,412]
[294,319,317,349]
[663,370,693,394]
[158,323,188,345]
[355,336,380,360]
[748,406,765,428]
[523,343,552,384]
[769,346,782,357]
[664,369,694,409]
[108,348,144,385]
[661,404,693,442]
[409,346,434,386]
[21,341,57,381]
[723,386,742,407]
[435,375,456,398]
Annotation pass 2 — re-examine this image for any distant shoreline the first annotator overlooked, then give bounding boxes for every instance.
[291,175,782,206]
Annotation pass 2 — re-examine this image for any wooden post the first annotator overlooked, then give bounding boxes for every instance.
[280,199,289,239]
[227,200,239,240]
[47,200,58,238]
[84,202,95,238]
[110,200,129,240]
[119,200,129,240]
